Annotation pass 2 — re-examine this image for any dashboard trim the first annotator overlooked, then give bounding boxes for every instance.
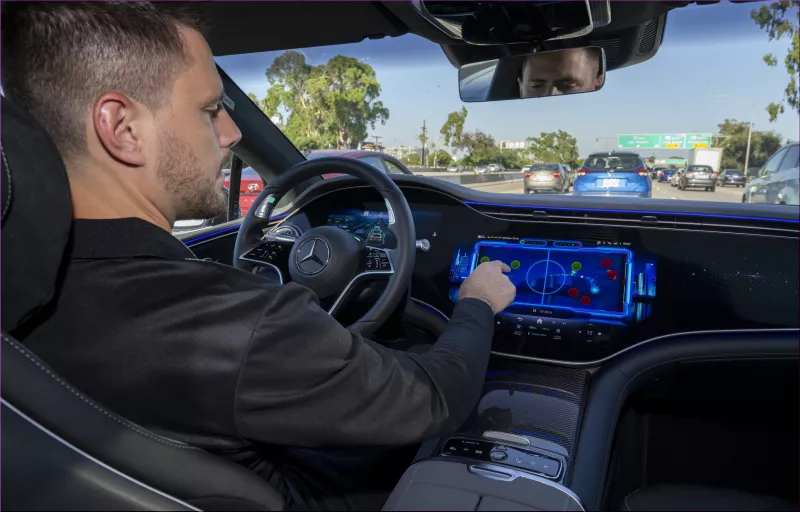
[408,299,799,367]
[462,200,800,224]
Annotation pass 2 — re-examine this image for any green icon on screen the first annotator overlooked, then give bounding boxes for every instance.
[511,260,521,270]
[480,256,490,264]
[571,261,582,272]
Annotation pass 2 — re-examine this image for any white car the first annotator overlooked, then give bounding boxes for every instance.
[487,164,505,173]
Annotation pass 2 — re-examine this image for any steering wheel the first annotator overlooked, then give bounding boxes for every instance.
[233,157,416,336]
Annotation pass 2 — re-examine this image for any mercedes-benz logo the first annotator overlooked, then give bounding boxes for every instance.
[295,238,331,275]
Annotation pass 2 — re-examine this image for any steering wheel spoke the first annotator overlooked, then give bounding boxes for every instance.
[327,246,395,316]
[238,237,294,284]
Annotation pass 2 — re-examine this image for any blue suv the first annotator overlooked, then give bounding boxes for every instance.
[573,152,652,198]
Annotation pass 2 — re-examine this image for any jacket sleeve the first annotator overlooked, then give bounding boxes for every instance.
[233,282,495,447]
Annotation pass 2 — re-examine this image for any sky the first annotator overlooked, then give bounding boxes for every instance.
[216,1,800,158]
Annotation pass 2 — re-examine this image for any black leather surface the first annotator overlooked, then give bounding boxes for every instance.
[622,484,797,511]
[2,333,285,511]
[569,331,800,510]
[0,97,73,333]
[2,401,195,511]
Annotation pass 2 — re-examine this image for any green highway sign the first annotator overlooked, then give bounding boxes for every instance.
[617,133,713,150]
[617,134,660,149]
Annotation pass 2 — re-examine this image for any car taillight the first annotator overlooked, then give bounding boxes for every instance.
[524,173,532,178]
[685,173,692,178]
[711,173,717,179]
[577,167,589,176]
[553,173,561,178]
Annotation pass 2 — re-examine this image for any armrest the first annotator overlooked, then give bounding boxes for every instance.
[382,460,584,511]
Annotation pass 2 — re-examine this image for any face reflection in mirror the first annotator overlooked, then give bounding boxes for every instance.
[518,48,603,98]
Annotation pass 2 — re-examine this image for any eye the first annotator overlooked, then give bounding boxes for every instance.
[207,102,223,119]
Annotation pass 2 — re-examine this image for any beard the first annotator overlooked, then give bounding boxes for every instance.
[157,130,227,221]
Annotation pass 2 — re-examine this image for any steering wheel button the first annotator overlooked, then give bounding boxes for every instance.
[490,451,508,461]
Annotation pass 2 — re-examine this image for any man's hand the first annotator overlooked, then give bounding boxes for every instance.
[458,260,516,314]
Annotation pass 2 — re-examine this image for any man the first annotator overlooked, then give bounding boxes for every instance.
[1,2,516,510]
[518,47,604,98]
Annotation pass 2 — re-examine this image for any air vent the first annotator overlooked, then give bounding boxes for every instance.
[591,38,620,69]
[638,18,659,54]
[466,202,800,237]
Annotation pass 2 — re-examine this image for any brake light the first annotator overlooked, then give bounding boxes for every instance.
[638,171,649,176]
[524,173,532,178]
[577,167,590,176]
[711,173,717,179]
[552,173,561,178]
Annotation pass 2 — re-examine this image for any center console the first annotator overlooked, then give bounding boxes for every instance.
[382,361,590,511]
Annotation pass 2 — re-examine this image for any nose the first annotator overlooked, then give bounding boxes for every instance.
[219,108,242,149]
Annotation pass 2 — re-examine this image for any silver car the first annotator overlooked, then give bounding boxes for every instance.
[743,143,799,205]
[487,163,505,173]
[523,163,570,194]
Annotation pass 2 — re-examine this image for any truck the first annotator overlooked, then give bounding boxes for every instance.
[687,147,723,172]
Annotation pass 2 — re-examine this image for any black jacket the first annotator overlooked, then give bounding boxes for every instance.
[23,218,495,493]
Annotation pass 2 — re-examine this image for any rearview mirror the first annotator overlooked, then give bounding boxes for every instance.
[459,47,606,103]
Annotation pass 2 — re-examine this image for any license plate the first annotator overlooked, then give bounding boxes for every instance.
[695,174,706,178]
[601,178,620,188]
[536,175,550,181]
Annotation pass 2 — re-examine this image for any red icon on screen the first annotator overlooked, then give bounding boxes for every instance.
[607,269,618,280]
[568,287,580,298]
[580,296,592,306]
[601,258,612,268]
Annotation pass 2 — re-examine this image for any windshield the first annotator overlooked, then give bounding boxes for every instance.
[216,1,799,207]
[531,164,561,172]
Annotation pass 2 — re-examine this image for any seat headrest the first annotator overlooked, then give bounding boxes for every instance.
[1,97,73,333]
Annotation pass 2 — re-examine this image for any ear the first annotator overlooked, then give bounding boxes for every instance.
[91,92,149,167]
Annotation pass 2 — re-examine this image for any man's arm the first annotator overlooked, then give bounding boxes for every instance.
[234,262,514,447]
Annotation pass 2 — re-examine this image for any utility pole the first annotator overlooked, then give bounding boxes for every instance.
[743,103,754,175]
[371,135,382,151]
[419,120,428,167]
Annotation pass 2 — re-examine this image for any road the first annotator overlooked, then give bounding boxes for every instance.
[461,179,745,203]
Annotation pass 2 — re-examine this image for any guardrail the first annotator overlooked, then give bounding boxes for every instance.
[412,168,523,187]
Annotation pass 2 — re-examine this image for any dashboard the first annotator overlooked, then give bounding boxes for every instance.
[263,178,799,365]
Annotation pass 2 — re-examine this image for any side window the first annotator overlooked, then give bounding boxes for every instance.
[776,145,799,172]
[384,159,407,174]
[761,148,788,176]
[172,152,244,236]
[359,155,386,172]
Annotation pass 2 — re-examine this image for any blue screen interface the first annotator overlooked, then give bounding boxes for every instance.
[449,238,657,323]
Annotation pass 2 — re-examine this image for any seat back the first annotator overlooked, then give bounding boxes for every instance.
[1,97,284,510]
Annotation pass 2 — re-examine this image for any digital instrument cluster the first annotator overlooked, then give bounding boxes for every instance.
[449,236,657,358]
[326,208,441,248]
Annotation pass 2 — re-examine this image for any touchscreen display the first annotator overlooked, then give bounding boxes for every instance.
[474,241,632,317]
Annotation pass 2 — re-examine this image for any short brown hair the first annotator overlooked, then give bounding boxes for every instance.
[1,2,201,160]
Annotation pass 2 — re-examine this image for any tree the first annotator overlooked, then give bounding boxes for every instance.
[454,130,500,166]
[255,50,389,149]
[428,149,453,167]
[645,155,656,166]
[716,118,784,171]
[440,107,468,153]
[751,1,799,121]
[401,153,421,166]
[525,130,580,168]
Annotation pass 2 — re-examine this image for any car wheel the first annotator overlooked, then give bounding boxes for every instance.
[524,188,530,194]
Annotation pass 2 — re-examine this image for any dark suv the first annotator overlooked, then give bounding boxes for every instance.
[717,168,746,188]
